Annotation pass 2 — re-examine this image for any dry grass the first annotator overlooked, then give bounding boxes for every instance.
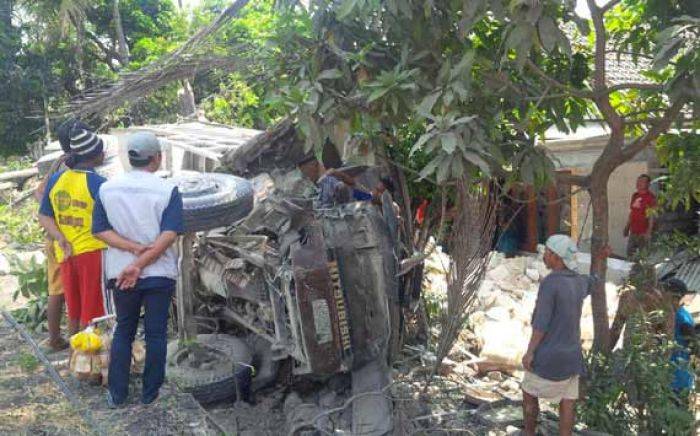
[432,181,497,374]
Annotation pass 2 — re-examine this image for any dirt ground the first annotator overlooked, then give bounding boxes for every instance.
[0,317,89,435]
[0,314,222,436]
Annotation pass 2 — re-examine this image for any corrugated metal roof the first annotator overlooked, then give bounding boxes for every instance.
[657,252,700,293]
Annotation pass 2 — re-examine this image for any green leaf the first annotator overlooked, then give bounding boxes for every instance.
[416,91,441,117]
[462,150,491,175]
[441,132,459,153]
[652,37,683,71]
[336,0,358,20]
[538,17,558,53]
[573,16,590,36]
[411,132,434,155]
[520,157,535,184]
[317,69,344,81]
[451,156,465,178]
[436,156,451,183]
[367,87,390,103]
[419,156,441,180]
[453,115,477,126]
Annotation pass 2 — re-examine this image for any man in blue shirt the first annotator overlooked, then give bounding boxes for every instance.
[664,278,696,396]
[92,132,184,406]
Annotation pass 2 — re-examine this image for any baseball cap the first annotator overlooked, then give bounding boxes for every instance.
[126,132,161,162]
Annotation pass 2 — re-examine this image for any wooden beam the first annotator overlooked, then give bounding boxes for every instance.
[0,167,38,184]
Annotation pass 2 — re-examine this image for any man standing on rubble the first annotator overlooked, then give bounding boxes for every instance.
[92,132,183,407]
[521,234,609,436]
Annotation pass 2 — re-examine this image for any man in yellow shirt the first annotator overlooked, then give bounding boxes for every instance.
[38,128,108,332]
[34,119,93,351]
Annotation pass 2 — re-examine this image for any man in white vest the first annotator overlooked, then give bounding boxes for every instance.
[92,132,183,407]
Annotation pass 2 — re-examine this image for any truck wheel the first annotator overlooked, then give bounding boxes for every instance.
[166,334,253,404]
[171,172,254,232]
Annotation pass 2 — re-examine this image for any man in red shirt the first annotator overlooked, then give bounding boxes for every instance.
[624,174,656,258]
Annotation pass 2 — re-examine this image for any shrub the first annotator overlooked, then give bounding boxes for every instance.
[9,254,49,332]
[579,314,695,435]
[0,202,43,246]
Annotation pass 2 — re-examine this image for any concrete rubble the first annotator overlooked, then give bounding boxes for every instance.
[425,245,631,375]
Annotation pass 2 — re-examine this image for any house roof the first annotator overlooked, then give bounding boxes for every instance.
[604,52,654,86]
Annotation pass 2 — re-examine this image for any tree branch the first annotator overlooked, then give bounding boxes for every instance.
[587,0,623,131]
[84,29,121,65]
[621,98,688,161]
[600,0,622,13]
[604,83,664,94]
[525,59,593,99]
[556,172,591,187]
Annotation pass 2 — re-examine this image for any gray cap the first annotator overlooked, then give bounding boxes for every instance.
[127,132,161,161]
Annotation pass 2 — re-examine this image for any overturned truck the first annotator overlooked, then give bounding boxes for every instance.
[124,121,399,433]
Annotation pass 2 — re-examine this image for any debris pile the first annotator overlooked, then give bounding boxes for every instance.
[424,246,630,375]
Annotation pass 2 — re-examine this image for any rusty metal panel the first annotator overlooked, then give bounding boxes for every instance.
[290,224,345,375]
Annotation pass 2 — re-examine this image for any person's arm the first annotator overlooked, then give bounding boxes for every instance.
[326,168,356,186]
[37,173,70,254]
[35,156,66,202]
[94,230,148,255]
[116,231,177,289]
[522,280,555,371]
[34,178,48,202]
[91,191,148,255]
[646,196,657,239]
[523,330,546,371]
[38,215,71,257]
[117,187,184,289]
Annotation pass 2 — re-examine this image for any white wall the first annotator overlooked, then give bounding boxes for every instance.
[574,161,648,257]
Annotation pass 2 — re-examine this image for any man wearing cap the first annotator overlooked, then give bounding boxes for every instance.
[34,119,94,351]
[521,234,610,436]
[38,126,108,334]
[92,132,183,406]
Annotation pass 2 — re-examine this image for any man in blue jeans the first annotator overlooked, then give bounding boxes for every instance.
[92,132,183,406]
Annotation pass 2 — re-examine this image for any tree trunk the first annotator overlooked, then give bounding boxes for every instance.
[589,178,611,352]
[113,0,129,65]
[0,0,14,68]
[178,79,196,117]
[0,0,11,31]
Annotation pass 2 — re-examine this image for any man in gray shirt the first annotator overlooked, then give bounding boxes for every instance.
[521,234,609,436]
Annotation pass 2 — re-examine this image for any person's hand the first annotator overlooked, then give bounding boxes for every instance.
[116,264,141,290]
[522,351,534,372]
[623,224,630,238]
[57,236,72,259]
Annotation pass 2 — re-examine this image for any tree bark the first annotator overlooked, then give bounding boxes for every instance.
[0,0,14,69]
[588,178,611,351]
[0,0,10,31]
[113,0,129,66]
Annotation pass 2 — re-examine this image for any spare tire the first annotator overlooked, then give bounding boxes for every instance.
[171,171,254,232]
[167,334,253,404]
